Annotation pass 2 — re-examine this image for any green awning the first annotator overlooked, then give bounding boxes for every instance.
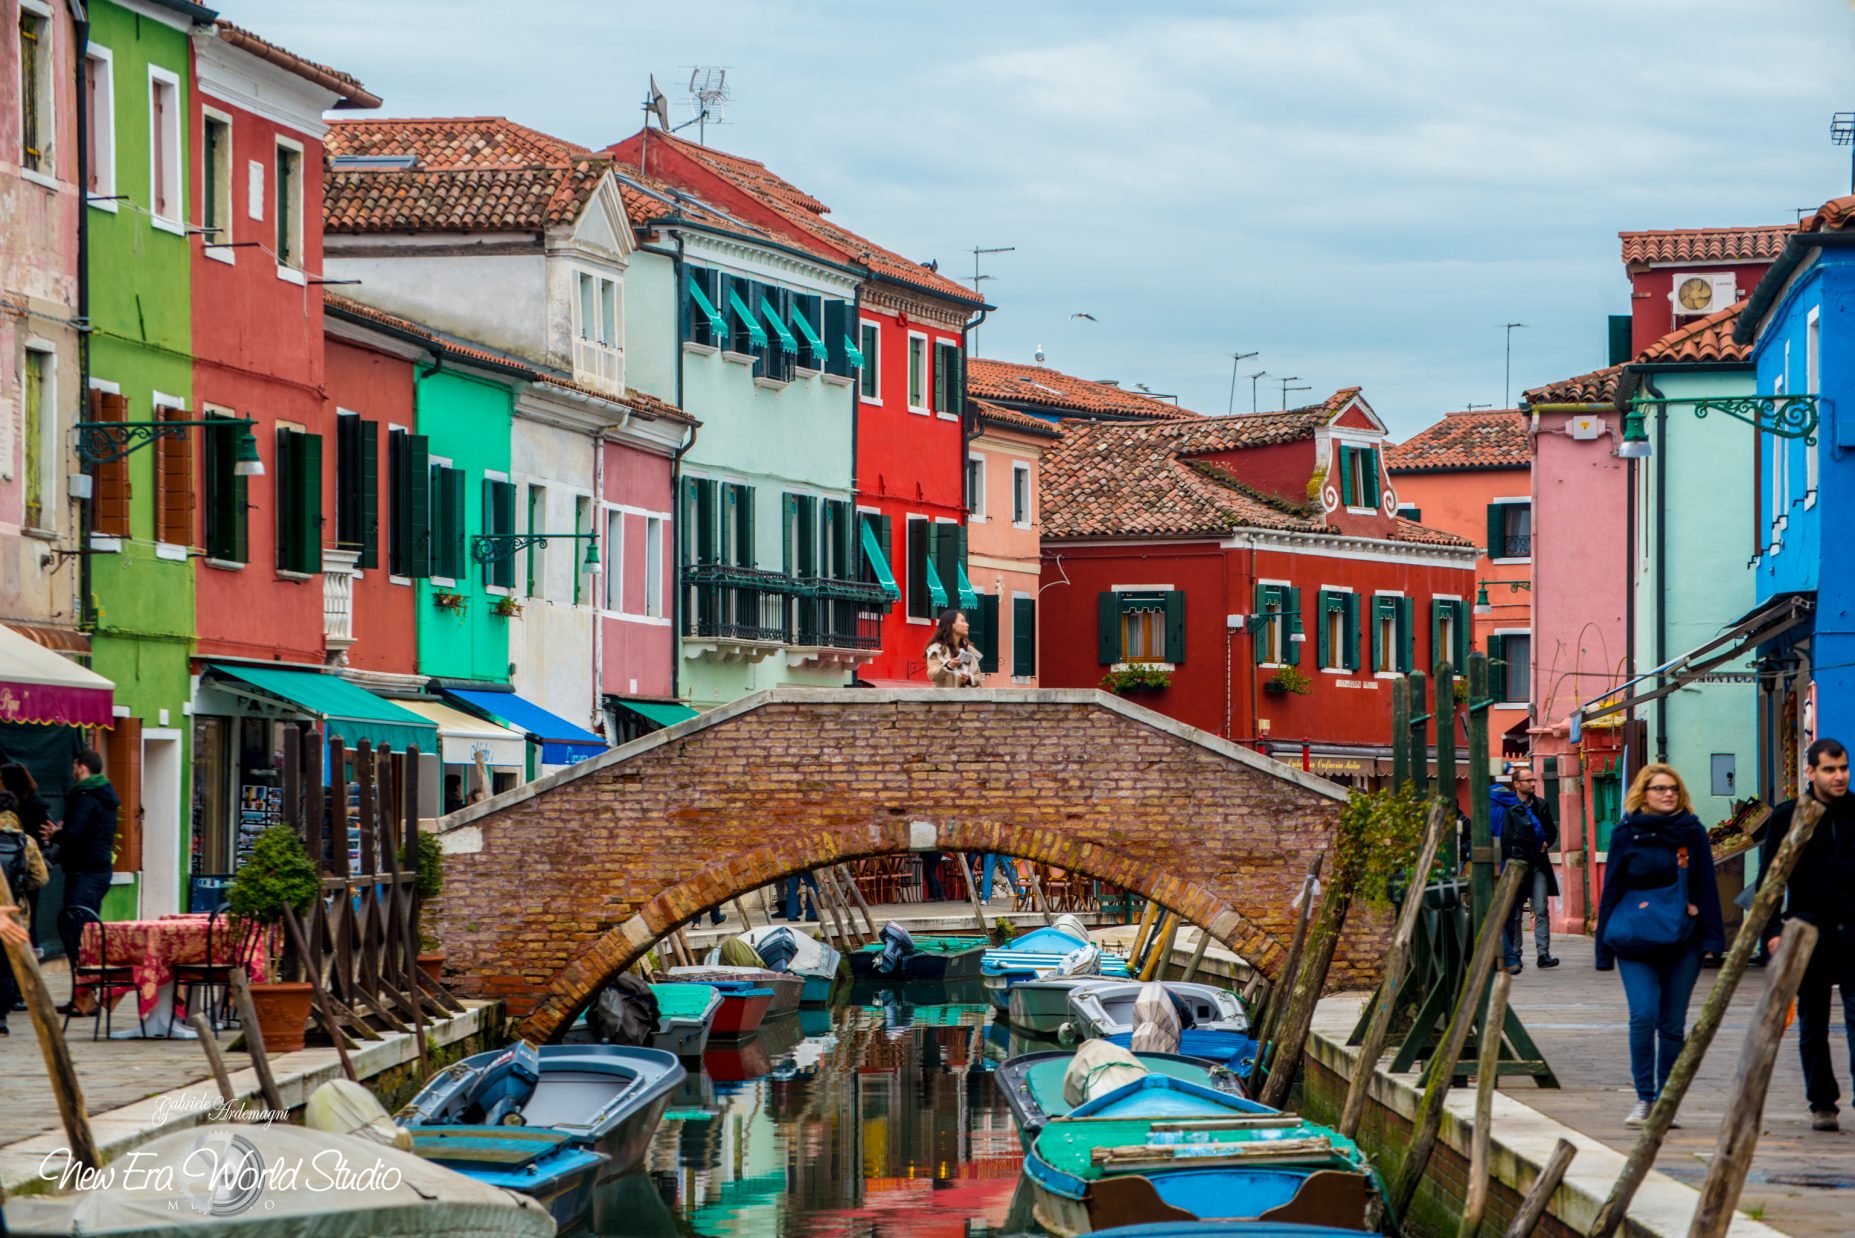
[790,304,828,365]
[206,663,438,753]
[727,289,768,348]
[757,294,799,355]
[688,276,726,336]
[955,560,979,611]
[926,565,949,611]
[842,334,866,368]
[611,698,700,729]
[858,519,900,600]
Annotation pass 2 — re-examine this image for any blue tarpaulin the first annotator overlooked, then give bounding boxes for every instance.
[444,688,608,766]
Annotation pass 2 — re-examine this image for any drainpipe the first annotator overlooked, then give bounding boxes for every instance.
[69,0,93,630]
[668,230,694,702]
[592,425,606,734]
[1642,374,1671,762]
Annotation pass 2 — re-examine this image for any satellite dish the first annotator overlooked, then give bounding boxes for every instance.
[1034,344,1046,363]
[648,75,670,130]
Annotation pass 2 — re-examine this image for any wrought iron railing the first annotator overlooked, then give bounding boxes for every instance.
[683,564,791,644]
[1497,532,1531,559]
[793,596,883,650]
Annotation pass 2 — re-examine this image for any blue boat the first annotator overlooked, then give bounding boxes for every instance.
[398,1041,686,1228]
[1090,1224,1379,1237]
[982,919,1132,1009]
[1022,1076,1379,1235]
[1067,982,1259,1073]
[996,1049,1258,1147]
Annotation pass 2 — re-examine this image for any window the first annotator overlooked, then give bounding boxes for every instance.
[1012,462,1031,527]
[202,410,248,561]
[574,269,621,385]
[1251,584,1300,666]
[428,463,465,582]
[17,3,52,178]
[1336,444,1380,510]
[572,495,592,604]
[644,515,665,617]
[821,299,855,380]
[1431,597,1468,672]
[1317,590,1361,671]
[858,510,895,594]
[201,112,231,248]
[481,477,515,590]
[1486,501,1531,560]
[1098,590,1186,665]
[685,266,723,349]
[84,47,114,202]
[1012,596,1036,677]
[782,492,818,579]
[966,455,986,519]
[972,592,1000,673]
[274,427,323,574]
[934,341,963,418]
[525,484,546,597]
[1807,309,1821,502]
[148,69,181,227]
[1488,632,1531,705]
[88,387,130,537]
[858,321,880,399]
[754,283,797,383]
[275,141,303,272]
[907,334,928,411]
[153,402,192,547]
[790,292,826,370]
[1397,504,1422,523]
[387,429,431,578]
[21,347,51,529]
[335,413,378,567]
[604,507,624,610]
[1369,594,1414,673]
[905,515,939,620]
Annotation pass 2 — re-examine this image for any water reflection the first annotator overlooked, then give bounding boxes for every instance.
[583,981,1043,1237]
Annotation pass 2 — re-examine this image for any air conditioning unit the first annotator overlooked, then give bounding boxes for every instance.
[1668,272,1737,317]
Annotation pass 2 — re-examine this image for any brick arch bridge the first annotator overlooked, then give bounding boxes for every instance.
[429,687,1387,1043]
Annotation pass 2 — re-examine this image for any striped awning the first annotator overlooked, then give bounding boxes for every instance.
[0,625,114,728]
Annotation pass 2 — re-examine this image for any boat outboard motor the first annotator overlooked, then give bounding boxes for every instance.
[755,926,802,974]
[874,922,915,975]
[1166,986,1199,1031]
[588,974,660,1046]
[461,1041,541,1127]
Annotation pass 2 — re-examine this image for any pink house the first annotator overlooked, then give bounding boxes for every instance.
[965,400,1061,684]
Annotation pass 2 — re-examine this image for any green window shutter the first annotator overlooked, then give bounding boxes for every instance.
[1283,586,1301,665]
[781,493,798,575]
[978,593,1000,673]
[490,480,515,589]
[1317,591,1332,669]
[681,477,699,565]
[878,513,893,578]
[299,432,323,574]
[1487,633,1506,695]
[1431,599,1445,672]
[933,346,948,415]
[275,429,296,570]
[1400,506,1422,523]
[1398,596,1415,672]
[481,478,498,587]
[1337,447,1354,506]
[358,420,378,569]
[907,519,929,619]
[924,524,949,611]
[1013,596,1036,677]
[1370,595,1384,671]
[1486,503,1505,559]
[1365,448,1381,509]
[1098,591,1119,664]
[737,484,755,567]
[1343,592,1361,670]
[403,434,430,578]
[1253,583,1270,663]
[797,495,817,576]
[696,479,717,564]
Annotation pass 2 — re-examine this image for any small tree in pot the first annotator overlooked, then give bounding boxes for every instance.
[227,825,321,1054]
[404,829,447,981]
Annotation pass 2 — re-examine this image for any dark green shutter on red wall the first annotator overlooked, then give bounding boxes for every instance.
[1013,596,1036,677]
[1098,592,1118,663]
[1343,592,1360,670]
[1397,596,1414,672]
[977,593,1000,673]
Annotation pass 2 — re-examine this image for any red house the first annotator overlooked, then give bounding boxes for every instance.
[1038,384,1479,781]
[603,129,988,683]
[1618,224,1787,357]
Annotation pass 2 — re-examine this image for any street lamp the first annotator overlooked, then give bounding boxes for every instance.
[75,415,265,477]
[1616,392,1820,460]
[1474,582,1492,616]
[1616,407,1652,458]
[471,532,602,574]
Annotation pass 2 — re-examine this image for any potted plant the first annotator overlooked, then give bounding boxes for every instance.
[1264,665,1314,696]
[1099,663,1173,695]
[434,590,467,613]
[226,825,321,1054]
[491,595,523,619]
[404,829,447,982]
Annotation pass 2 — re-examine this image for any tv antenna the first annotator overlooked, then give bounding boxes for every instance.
[1225,350,1258,415]
[968,245,1014,353]
[1833,113,1855,193]
[682,68,731,145]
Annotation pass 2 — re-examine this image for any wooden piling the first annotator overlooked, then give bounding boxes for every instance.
[1590,795,1827,1237]
[1251,851,1323,1056]
[1138,912,1173,982]
[1390,862,1528,1220]
[1688,919,1819,1238]
[1260,852,1361,1110]
[0,872,100,1171]
[1180,926,1213,983]
[839,866,879,939]
[1504,1139,1576,1238]
[229,968,286,1115]
[1128,899,1160,977]
[189,1013,238,1103]
[1458,969,1513,1238]
[953,851,988,933]
[1338,798,1450,1138]
[282,909,356,1082]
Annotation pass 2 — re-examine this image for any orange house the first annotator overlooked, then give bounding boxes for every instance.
[1385,409,1534,762]
[964,400,1061,684]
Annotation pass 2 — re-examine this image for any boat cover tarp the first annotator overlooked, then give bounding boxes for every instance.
[1062,1039,1150,1108]
[304,1079,411,1152]
[717,935,765,968]
[1132,981,1183,1054]
[5,1124,554,1237]
[589,973,659,1045]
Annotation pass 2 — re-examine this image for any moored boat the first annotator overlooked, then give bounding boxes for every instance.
[849,925,990,981]
[1008,975,1115,1034]
[709,925,843,1004]
[982,917,1131,1009]
[996,1048,1255,1147]
[656,977,772,1039]
[664,964,804,1018]
[1089,1223,1377,1237]
[1067,981,1258,1070]
[648,982,723,1056]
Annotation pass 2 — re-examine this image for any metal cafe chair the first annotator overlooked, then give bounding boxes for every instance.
[175,909,268,1032]
[63,906,145,1041]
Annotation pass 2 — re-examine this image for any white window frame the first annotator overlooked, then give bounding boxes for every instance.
[1256,577,1293,669]
[1011,461,1032,529]
[17,0,55,188]
[1806,308,1820,509]
[858,319,882,404]
[200,106,234,263]
[1487,496,1531,564]
[274,135,305,282]
[966,453,987,522]
[147,65,183,233]
[522,481,547,599]
[934,338,961,423]
[1434,592,1462,672]
[644,514,665,618]
[1493,627,1532,709]
[18,340,57,532]
[601,503,624,614]
[84,44,116,209]
[1318,585,1355,674]
[906,331,929,414]
[572,267,623,385]
[1335,441,1379,514]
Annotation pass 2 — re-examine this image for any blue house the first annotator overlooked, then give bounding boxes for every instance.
[1733,194,1855,798]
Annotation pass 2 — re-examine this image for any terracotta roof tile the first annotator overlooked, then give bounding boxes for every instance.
[537,376,699,427]
[969,397,1062,439]
[324,118,607,234]
[1385,409,1529,473]
[213,23,379,108]
[1636,300,1750,363]
[1618,225,1792,266]
[966,358,1204,421]
[1391,516,1477,547]
[1801,194,1855,233]
[1522,364,1623,408]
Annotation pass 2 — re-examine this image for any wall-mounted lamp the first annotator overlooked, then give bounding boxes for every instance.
[76,416,264,476]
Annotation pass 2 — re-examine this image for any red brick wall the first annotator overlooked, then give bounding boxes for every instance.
[428,689,1392,1042]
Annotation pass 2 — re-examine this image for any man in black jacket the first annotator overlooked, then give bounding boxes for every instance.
[1759,737,1855,1131]
[39,750,118,1014]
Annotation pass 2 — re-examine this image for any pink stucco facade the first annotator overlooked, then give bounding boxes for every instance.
[600,436,676,701]
[967,416,1058,685]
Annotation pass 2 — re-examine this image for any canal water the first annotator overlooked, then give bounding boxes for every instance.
[580,980,1048,1237]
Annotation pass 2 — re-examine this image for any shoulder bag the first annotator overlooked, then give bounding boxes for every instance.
[1602,844,1694,960]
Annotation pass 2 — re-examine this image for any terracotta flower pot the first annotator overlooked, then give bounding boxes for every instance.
[417,951,448,985]
[247,981,313,1055]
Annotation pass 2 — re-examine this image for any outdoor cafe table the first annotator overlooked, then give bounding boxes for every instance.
[79,914,270,1039]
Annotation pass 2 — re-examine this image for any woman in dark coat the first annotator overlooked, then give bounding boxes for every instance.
[0,764,50,959]
[1594,763,1724,1127]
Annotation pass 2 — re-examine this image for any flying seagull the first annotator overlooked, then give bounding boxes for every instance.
[1070,312,1098,322]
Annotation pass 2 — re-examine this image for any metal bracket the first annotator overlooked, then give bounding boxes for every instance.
[1630,393,1821,444]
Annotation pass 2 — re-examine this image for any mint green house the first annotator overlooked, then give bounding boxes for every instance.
[82,0,211,922]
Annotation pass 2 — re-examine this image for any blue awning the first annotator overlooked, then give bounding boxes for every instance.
[687,275,726,336]
[757,294,799,355]
[444,688,608,766]
[842,334,866,368]
[727,289,769,349]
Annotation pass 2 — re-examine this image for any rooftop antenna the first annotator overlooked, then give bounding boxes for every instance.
[637,75,670,171]
[1279,376,1307,411]
[1503,322,1528,408]
[968,245,1014,354]
[683,68,731,146]
[1226,350,1259,415]
[1833,113,1855,193]
[1466,402,1492,411]
[1247,370,1269,414]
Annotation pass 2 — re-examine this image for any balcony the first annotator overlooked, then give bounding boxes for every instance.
[787,579,888,670]
[681,565,887,666]
[322,547,361,666]
[1494,532,1531,560]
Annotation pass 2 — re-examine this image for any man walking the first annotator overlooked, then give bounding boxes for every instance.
[39,750,118,1015]
[1491,766,1559,975]
[1511,765,1560,969]
[1760,737,1855,1131]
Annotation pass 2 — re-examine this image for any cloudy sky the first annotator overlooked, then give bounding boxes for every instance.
[250,0,1850,435]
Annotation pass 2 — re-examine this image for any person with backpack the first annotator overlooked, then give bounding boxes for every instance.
[1595,763,1722,1128]
[40,749,118,1016]
[0,789,51,1035]
[1500,765,1561,972]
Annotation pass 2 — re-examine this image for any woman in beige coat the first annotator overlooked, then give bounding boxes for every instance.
[0,789,51,1035]
[925,609,983,688]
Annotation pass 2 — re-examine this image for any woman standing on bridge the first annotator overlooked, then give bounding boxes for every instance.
[925,610,983,689]
[1594,763,1723,1128]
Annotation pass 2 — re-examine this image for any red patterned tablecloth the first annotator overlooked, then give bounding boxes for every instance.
[80,918,272,1018]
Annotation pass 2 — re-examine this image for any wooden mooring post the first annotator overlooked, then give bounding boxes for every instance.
[1260,850,1363,1110]
[0,871,100,1171]
[1250,851,1322,1074]
[1458,969,1513,1238]
[1505,1138,1576,1238]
